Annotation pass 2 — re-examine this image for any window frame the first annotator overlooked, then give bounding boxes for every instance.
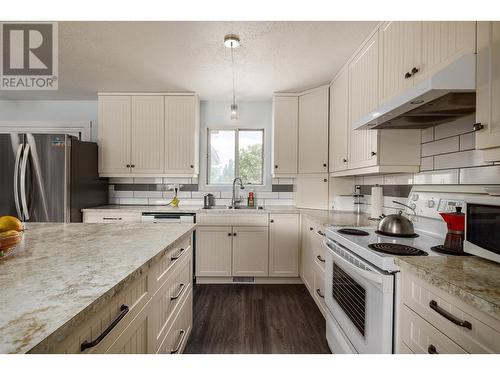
[206,127,265,186]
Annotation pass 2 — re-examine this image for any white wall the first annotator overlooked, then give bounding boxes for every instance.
[0,100,98,140]
[198,100,273,191]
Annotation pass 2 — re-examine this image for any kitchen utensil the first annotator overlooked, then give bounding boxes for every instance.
[377,211,416,237]
[204,193,215,208]
[437,206,465,253]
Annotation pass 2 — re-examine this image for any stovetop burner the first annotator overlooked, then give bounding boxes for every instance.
[337,228,370,236]
[375,230,419,238]
[368,243,428,256]
[430,245,470,256]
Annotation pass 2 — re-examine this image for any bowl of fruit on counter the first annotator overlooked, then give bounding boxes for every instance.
[0,216,24,258]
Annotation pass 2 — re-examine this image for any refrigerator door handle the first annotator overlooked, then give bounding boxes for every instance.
[20,143,30,221]
[13,143,23,219]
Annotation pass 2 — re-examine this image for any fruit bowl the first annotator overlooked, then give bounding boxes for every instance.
[0,231,22,258]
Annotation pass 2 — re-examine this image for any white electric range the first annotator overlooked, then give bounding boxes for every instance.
[323,190,474,354]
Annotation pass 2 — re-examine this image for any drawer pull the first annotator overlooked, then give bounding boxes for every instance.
[427,344,438,354]
[80,305,129,352]
[170,283,186,301]
[171,329,186,354]
[102,217,122,220]
[429,300,472,330]
[170,248,185,261]
[316,230,326,237]
[317,255,325,263]
[316,289,325,299]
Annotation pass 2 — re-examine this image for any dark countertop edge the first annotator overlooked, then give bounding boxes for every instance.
[27,225,196,354]
[395,257,500,322]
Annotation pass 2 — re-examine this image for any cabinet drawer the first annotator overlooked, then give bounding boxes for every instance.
[312,262,327,317]
[197,213,269,227]
[151,234,192,291]
[151,252,192,351]
[401,305,466,354]
[402,272,500,353]
[157,288,193,354]
[53,269,151,354]
[312,228,327,271]
[83,211,141,223]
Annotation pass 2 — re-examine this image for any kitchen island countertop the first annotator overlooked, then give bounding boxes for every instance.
[0,222,195,354]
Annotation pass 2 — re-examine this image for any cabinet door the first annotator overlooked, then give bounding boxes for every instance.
[106,302,152,354]
[300,218,314,292]
[417,21,476,84]
[131,96,165,174]
[476,22,500,151]
[379,21,421,103]
[295,173,329,210]
[269,214,299,277]
[195,226,232,277]
[349,32,379,169]
[329,68,349,172]
[98,96,131,175]
[272,96,298,175]
[165,96,198,175]
[232,226,269,277]
[298,87,329,173]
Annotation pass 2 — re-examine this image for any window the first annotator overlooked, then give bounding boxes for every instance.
[208,129,264,185]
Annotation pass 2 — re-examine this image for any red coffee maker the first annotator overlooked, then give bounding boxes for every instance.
[432,206,466,255]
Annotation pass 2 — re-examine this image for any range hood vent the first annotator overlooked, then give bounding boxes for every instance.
[353,54,477,130]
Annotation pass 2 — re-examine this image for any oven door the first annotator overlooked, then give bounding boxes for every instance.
[324,239,394,354]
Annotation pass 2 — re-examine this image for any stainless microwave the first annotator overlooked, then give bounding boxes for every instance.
[464,196,500,263]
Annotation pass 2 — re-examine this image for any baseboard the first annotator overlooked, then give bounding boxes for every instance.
[195,276,303,285]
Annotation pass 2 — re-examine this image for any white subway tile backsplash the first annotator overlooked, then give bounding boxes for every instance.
[460,165,500,184]
[133,191,163,198]
[434,150,490,169]
[421,127,434,143]
[278,192,294,199]
[133,177,163,184]
[220,191,234,199]
[178,199,204,206]
[109,197,120,204]
[421,137,459,157]
[148,199,172,205]
[110,190,133,198]
[256,192,279,199]
[420,156,434,171]
[354,176,364,185]
[163,177,191,184]
[278,178,294,185]
[163,191,191,198]
[108,177,134,184]
[264,199,293,206]
[363,175,384,186]
[459,133,475,151]
[383,173,413,185]
[191,191,221,199]
[119,198,149,205]
[272,178,280,184]
[414,169,459,185]
[434,115,475,140]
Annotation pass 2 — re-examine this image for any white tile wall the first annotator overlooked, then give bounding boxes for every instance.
[420,157,434,171]
[421,137,459,157]
[413,169,459,185]
[421,127,434,143]
[459,133,475,151]
[434,150,491,169]
[433,115,475,140]
[460,165,500,184]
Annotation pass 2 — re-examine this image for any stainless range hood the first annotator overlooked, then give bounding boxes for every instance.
[353,54,476,130]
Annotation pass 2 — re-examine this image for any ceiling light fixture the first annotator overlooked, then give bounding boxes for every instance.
[224,34,240,120]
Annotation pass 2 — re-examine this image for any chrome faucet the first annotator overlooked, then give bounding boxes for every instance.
[231,177,245,208]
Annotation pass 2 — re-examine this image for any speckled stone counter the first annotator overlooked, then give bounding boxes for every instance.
[0,222,195,354]
[395,256,500,321]
[82,205,377,228]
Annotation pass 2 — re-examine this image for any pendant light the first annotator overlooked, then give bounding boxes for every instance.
[224,34,240,120]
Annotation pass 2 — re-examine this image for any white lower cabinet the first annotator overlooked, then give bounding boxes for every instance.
[268,214,300,277]
[312,262,327,318]
[300,217,315,292]
[195,226,233,277]
[232,226,269,277]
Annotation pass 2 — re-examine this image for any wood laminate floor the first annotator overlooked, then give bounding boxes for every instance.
[184,284,331,354]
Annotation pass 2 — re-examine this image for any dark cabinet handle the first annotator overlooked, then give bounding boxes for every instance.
[126,164,131,168]
[170,248,185,261]
[317,255,325,263]
[270,219,274,223]
[473,123,485,131]
[323,178,327,182]
[190,164,194,168]
[228,233,232,236]
[233,232,237,237]
[274,165,278,169]
[102,217,122,221]
[411,67,419,75]
[342,158,347,163]
[80,305,129,351]
[130,164,135,168]
[317,230,326,237]
[323,163,327,167]
[427,344,438,354]
[429,300,472,329]
[170,329,186,354]
[309,227,314,231]
[371,151,377,156]
[404,72,412,79]
[316,289,325,299]
[170,283,186,300]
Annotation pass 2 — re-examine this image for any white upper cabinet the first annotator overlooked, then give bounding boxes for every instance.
[417,22,476,84]
[298,86,329,173]
[98,93,199,177]
[165,95,199,175]
[475,22,500,159]
[131,96,165,174]
[98,96,131,175]
[272,96,299,176]
[268,214,300,277]
[329,67,349,172]
[379,21,421,103]
[349,32,379,170]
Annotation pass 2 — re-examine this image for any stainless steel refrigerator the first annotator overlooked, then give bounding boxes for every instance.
[0,133,108,222]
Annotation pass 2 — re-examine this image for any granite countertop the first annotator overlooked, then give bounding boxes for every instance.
[0,222,195,354]
[82,205,377,228]
[395,256,500,321]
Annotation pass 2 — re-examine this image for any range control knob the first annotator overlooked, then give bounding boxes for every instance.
[411,193,419,201]
[426,200,435,208]
[409,203,417,210]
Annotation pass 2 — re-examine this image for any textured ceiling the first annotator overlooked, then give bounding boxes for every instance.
[0,21,378,101]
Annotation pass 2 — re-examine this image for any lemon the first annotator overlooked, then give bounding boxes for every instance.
[0,216,23,233]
